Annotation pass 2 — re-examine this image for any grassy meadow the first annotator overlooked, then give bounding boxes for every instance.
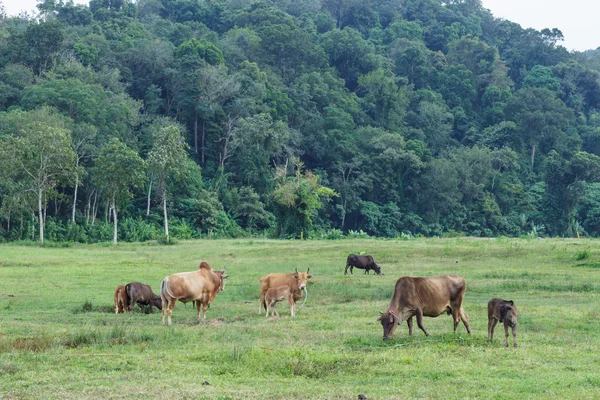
[1,237,600,399]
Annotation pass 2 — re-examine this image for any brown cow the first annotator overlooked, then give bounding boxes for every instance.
[378,274,472,340]
[265,285,295,317]
[345,254,382,275]
[259,268,312,315]
[488,298,518,348]
[126,282,163,313]
[114,285,129,314]
[160,262,228,326]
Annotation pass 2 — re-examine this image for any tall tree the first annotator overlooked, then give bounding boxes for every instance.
[0,107,76,245]
[93,138,146,245]
[147,119,189,241]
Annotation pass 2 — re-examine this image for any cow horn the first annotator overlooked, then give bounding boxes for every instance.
[295,267,298,273]
[223,266,226,272]
[306,267,310,274]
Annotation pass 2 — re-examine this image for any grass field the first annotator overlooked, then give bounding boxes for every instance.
[1,237,600,399]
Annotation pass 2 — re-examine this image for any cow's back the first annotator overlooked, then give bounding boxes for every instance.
[164,269,218,301]
[396,274,466,314]
[260,273,295,294]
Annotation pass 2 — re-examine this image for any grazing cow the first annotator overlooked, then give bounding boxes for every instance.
[378,274,471,340]
[160,262,228,326]
[126,282,162,313]
[114,285,129,314]
[488,298,518,348]
[265,285,295,317]
[345,254,382,275]
[259,268,312,315]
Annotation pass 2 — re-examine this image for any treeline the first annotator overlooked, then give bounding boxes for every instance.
[2,0,600,244]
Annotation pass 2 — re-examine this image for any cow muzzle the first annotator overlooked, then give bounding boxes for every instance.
[299,284,306,290]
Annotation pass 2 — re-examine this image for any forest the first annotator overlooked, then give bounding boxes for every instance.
[2,0,600,243]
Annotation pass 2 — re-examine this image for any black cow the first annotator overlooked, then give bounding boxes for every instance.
[345,254,382,275]
[126,282,162,313]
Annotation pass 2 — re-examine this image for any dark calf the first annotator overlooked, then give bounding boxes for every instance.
[126,282,163,313]
[488,298,518,348]
[345,254,382,275]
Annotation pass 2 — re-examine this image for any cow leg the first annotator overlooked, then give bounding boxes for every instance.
[407,316,414,336]
[512,324,517,348]
[259,293,266,314]
[196,301,202,321]
[202,304,208,320]
[344,264,350,275]
[504,322,510,348]
[350,266,354,274]
[415,308,429,336]
[489,318,497,341]
[167,300,174,327]
[460,308,472,334]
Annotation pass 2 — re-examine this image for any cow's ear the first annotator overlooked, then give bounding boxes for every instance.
[222,274,229,279]
[508,300,513,304]
[307,275,312,279]
[293,275,299,279]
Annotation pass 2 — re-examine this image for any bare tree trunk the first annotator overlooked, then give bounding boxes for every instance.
[147,177,152,216]
[194,111,198,154]
[112,195,118,245]
[162,187,169,241]
[38,188,44,245]
[202,119,206,166]
[531,143,536,170]
[7,209,10,234]
[72,171,79,223]
[91,191,98,225]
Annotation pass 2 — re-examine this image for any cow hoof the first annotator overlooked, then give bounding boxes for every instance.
[382,336,391,341]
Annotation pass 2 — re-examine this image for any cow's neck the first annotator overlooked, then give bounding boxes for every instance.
[388,293,403,321]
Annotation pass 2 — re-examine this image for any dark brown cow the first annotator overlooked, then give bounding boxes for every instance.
[126,282,162,313]
[259,268,311,315]
[265,285,295,317]
[114,285,129,314]
[488,298,518,348]
[378,274,471,340]
[345,254,382,275]
[160,262,228,326]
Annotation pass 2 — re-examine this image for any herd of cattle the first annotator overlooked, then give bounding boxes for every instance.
[113,253,518,347]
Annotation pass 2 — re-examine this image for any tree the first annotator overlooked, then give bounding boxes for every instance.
[271,158,338,237]
[0,107,76,245]
[93,138,146,245]
[147,120,189,241]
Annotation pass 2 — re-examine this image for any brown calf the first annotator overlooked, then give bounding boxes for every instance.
[488,298,518,347]
[259,268,311,314]
[265,285,295,317]
[114,285,129,314]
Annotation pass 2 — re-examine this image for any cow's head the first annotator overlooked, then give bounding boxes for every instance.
[293,267,312,290]
[214,267,229,291]
[378,309,400,340]
[373,264,382,275]
[499,301,517,327]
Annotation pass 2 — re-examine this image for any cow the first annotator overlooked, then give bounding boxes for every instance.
[114,285,129,314]
[488,298,518,348]
[126,282,162,313]
[265,285,295,317]
[160,262,228,326]
[378,274,472,340]
[259,268,312,315]
[345,254,382,275]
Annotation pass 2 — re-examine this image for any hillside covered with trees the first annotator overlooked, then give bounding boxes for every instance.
[2,0,600,243]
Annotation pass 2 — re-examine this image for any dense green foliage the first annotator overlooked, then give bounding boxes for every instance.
[2,238,600,398]
[2,0,600,241]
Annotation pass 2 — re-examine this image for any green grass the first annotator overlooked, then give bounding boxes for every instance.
[1,237,600,399]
